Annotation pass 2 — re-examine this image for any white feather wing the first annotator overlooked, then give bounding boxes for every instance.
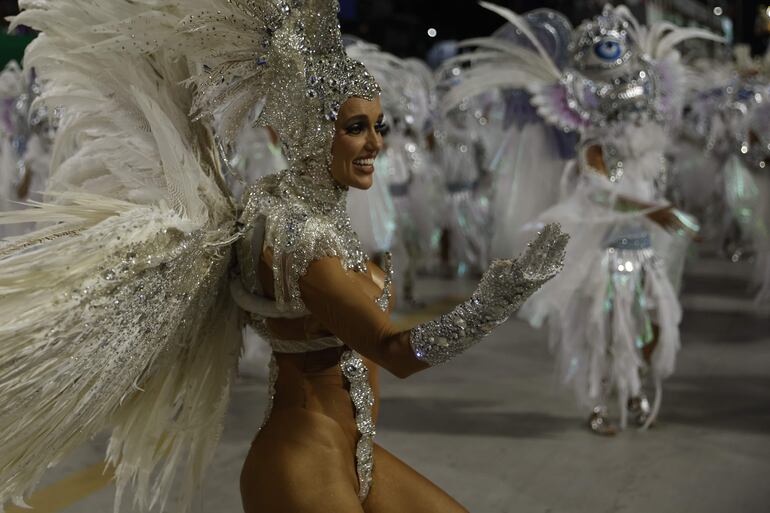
[1,1,244,512]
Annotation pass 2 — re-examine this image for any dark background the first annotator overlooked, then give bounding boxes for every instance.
[338,0,768,58]
[1,0,768,67]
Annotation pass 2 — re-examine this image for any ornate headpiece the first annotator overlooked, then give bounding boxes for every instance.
[569,5,634,75]
[345,41,435,134]
[181,0,381,173]
[562,5,660,128]
[442,2,723,134]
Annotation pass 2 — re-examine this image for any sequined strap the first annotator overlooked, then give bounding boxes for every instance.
[375,252,393,312]
[341,254,391,501]
[340,350,375,502]
[245,315,342,354]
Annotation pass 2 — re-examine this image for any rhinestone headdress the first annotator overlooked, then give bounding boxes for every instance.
[182,0,381,176]
[569,5,634,75]
[564,4,658,128]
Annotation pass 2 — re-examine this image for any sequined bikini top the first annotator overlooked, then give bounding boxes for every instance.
[233,172,393,353]
[235,166,369,315]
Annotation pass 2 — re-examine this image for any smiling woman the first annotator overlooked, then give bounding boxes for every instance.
[0,1,568,513]
[331,96,387,189]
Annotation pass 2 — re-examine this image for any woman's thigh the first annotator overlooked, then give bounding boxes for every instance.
[363,444,469,513]
[240,408,364,513]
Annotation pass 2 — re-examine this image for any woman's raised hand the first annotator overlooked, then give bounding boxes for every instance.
[514,223,570,284]
[410,224,569,367]
[478,223,569,308]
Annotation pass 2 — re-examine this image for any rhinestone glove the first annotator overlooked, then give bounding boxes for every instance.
[410,223,568,366]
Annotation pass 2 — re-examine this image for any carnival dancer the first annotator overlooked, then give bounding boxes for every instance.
[719,47,770,306]
[0,61,53,238]
[444,2,720,434]
[0,1,567,511]
[673,46,770,305]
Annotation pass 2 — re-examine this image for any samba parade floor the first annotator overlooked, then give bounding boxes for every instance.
[11,257,770,513]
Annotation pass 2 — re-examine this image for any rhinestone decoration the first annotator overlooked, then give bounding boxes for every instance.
[374,252,393,311]
[339,252,391,501]
[569,6,633,73]
[340,350,376,501]
[561,6,668,130]
[411,224,568,366]
[182,0,381,205]
[562,66,661,130]
[238,168,369,313]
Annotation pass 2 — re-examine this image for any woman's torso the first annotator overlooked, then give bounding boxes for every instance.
[258,250,388,445]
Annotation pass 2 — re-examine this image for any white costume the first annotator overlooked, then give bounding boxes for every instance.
[0,61,53,239]
[444,3,720,430]
[672,47,770,305]
[0,1,569,510]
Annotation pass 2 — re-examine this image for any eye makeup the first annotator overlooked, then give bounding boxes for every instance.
[375,116,388,134]
[343,114,386,135]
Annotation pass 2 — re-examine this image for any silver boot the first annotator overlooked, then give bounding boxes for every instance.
[588,405,618,436]
[627,394,652,427]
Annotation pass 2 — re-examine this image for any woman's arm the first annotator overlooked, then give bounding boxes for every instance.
[585,143,699,238]
[298,256,428,378]
[298,225,568,378]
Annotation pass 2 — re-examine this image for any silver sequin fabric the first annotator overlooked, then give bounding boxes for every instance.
[340,252,393,501]
[411,225,567,366]
[340,350,376,501]
[238,167,369,313]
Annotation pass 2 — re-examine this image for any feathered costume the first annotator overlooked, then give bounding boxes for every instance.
[713,49,770,305]
[0,0,376,510]
[672,46,770,304]
[0,61,54,239]
[1,1,245,510]
[1,0,570,510]
[724,80,770,306]
[443,2,722,429]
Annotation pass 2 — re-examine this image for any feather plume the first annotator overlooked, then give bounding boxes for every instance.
[439,3,562,115]
[1,1,245,511]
